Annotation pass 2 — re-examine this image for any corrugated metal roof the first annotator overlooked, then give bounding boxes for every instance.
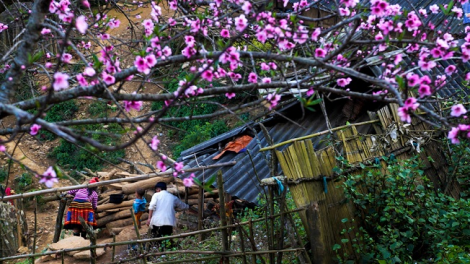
[177,103,372,203]
[288,0,468,34]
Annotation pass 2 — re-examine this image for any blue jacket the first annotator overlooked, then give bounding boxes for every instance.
[133,197,147,213]
[464,3,470,24]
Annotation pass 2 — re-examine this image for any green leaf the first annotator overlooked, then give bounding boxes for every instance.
[332,244,341,251]
[341,238,349,243]
[341,218,348,223]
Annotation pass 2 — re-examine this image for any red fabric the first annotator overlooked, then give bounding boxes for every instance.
[89,177,99,184]
[213,135,253,160]
[5,187,11,196]
[64,201,97,229]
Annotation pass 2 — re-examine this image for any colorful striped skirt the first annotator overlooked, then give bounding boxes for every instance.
[64,200,97,230]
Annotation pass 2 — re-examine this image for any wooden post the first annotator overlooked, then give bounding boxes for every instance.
[217,171,229,264]
[78,217,96,264]
[268,186,275,264]
[237,224,247,264]
[197,184,204,242]
[130,208,147,264]
[14,199,23,248]
[112,234,116,262]
[306,202,324,264]
[53,198,67,243]
[31,197,37,264]
[276,186,287,264]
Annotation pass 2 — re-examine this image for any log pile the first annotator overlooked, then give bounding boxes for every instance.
[94,171,220,232]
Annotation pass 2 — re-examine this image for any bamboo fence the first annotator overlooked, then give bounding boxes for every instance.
[273,103,457,263]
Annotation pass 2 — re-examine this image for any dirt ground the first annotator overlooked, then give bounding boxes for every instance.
[2,3,182,263]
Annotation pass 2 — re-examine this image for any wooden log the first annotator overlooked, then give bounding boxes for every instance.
[97,201,134,212]
[167,186,199,196]
[121,177,175,194]
[99,190,123,199]
[98,197,110,205]
[53,198,67,243]
[97,210,133,227]
[106,213,148,228]
[108,183,126,190]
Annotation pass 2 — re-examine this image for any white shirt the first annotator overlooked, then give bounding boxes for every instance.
[148,190,189,227]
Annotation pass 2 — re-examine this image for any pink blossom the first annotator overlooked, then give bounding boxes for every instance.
[404,97,419,110]
[234,14,248,32]
[225,93,236,99]
[429,4,439,14]
[418,84,432,98]
[260,62,270,71]
[101,71,115,85]
[201,69,214,82]
[53,72,69,91]
[135,56,150,74]
[445,65,456,75]
[76,74,88,86]
[221,29,230,38]
[149,136,160,151]
[156,161,167,171]
[75,15,88,34]
[0,145,5,152]
[337,77,352,87]
[41,28,51,35]
[39,167,58,188]
[311,28,321,41]
[59,53,72,64]
[248,72,257,83]
[183,177,194,187]
[123,99,143,112]
[83,67,96,76]
[407,73,420,87]
[450,104,467,117]
[448,127,460,144]
[306,88,314,97]
[242,1,252,14]
[266,93,281,110]
[262,77,271,83]
[174,162,184,172]
[315,48,326,58]
[397,107,411,123]
[30,124,41,136]
[82,0,90,8]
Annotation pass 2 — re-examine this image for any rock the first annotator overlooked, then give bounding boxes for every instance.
[34,252,55,263]
[18,246,28,254]
[73,248,106,260]
[49,236,90,256]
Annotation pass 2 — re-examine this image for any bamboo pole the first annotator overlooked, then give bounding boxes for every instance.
[217,170,229,264]
[0,161,237,202]
[237,224,247,264]
[53,198,67,243]
[130,208,147,264]
[268,186,275,264]
[276,186,287,264]
[0,207,307,262]
[78,217,96,264]
[112,248,306,264]
[112,234,116,262]
[32,197,37,263]
[198,182,204,242]
[259,119,380,151]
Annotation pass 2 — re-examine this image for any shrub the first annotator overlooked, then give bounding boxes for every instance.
[49,123,125,178]
[335,156,470,263]
[14,172,33,192]
[38,100,79,141]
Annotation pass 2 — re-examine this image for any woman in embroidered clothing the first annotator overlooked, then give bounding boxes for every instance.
[63,177,99,238]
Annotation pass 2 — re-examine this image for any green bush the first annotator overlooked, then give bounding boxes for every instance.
[173,120,229,158]
[14,172,33,192]
[0,167,7,183]
[88,100,114,118]
[38,100,79,141]
[48,123,125,177]
[335,156,470,263]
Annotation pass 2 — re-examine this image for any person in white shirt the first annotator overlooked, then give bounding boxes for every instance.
[147,182,189,245]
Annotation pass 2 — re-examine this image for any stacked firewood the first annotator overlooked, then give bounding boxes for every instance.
[94,170,220,233]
